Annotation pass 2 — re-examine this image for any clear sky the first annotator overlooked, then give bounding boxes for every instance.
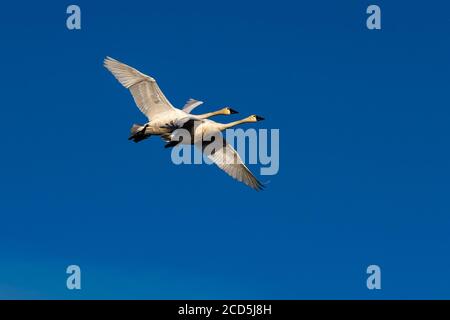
[0,0,449,299]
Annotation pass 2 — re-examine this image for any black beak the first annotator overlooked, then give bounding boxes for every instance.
[255,115,265,121]
[228,108,239,114]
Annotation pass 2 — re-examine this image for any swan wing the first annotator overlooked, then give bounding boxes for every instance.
[182,98,204,114]
[200,133,264,191]
[104,57,176,119]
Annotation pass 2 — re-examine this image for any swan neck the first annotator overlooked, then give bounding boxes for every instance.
[219,118,250,131]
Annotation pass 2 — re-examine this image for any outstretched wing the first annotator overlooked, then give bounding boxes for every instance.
[182,98,204,114]
[104,57,176,119]
[200,133,264,191]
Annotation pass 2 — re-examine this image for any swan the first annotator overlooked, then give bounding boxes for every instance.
[103,57,238,142]
[128,104,238,142]
[163,115,265,191]
[163,115,264,146]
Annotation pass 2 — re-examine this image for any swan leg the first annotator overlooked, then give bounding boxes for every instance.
[128,124,151,143]
[164,140,181,148]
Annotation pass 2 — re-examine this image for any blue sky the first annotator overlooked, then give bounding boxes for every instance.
[0,0,450,299]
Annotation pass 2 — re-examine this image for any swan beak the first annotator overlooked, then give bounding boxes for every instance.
[228,108,239,114]
[255,115,265,121]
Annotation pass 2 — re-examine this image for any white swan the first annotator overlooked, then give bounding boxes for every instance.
[103,57,238,142]
[163,115,265,191]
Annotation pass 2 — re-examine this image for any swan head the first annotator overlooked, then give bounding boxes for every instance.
[224,107,239,115]
[249,115,265,122]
